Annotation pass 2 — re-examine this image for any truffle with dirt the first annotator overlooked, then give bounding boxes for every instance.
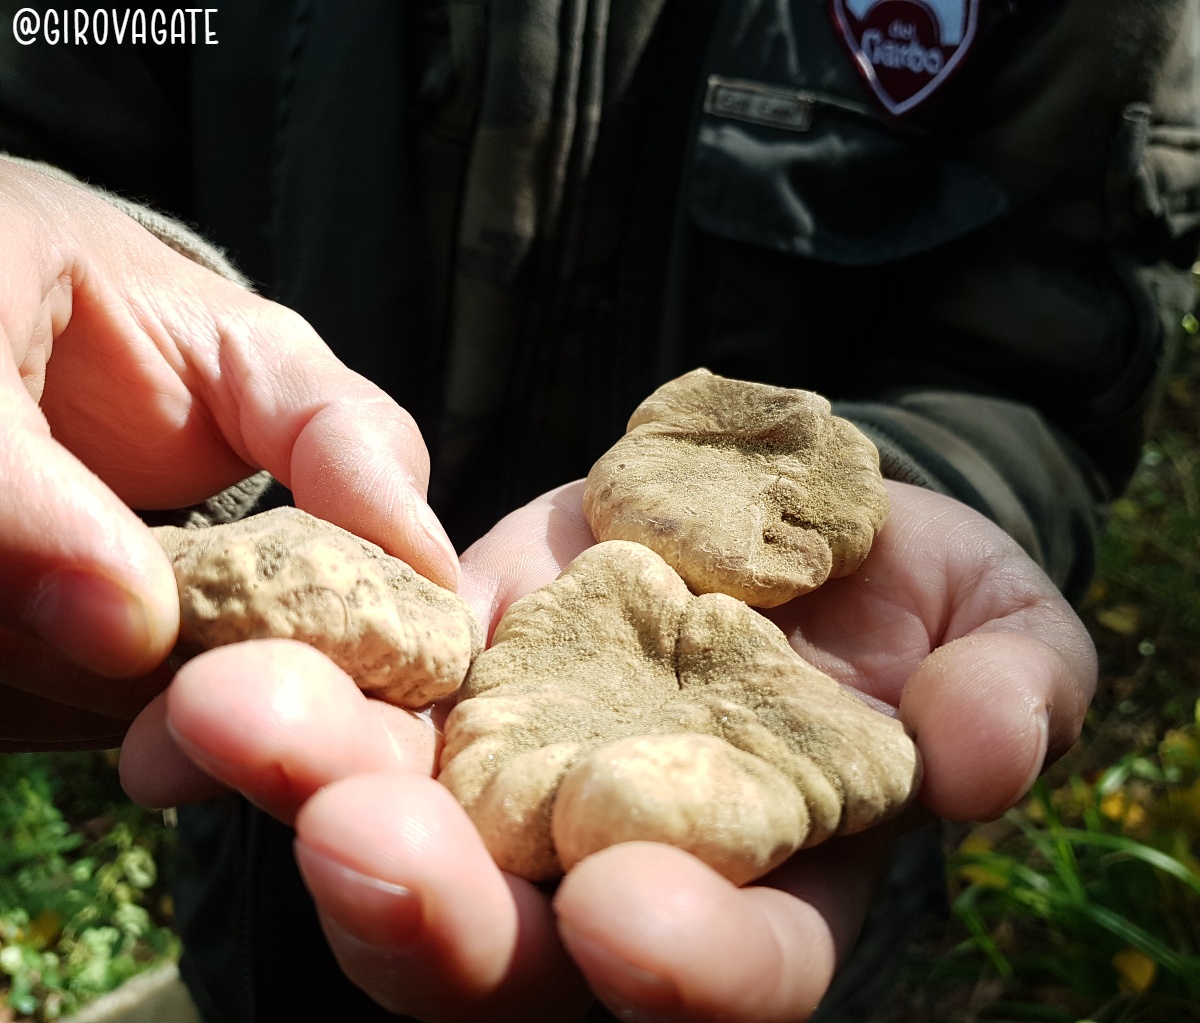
[440,370,916,884]
[154,506,482,708]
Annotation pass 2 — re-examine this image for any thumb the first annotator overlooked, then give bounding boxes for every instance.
[1,363,178,678]
[900,631,1089,821]
[459,481,594,637]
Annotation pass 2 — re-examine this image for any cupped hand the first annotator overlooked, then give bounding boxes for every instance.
[0,157,457,751]
[152,478,1095,1021]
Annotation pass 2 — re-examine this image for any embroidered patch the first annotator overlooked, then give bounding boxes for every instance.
[704,77,815,132]
[830,0,980,116]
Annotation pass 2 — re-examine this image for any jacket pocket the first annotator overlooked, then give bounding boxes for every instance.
[688,77,1009,267]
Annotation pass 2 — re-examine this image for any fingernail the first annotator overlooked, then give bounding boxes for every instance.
[412,497,460,590]
[558,924,681,1022]
[294,839,423,948]
[25,569,160,677]
[1018,709,1051,799]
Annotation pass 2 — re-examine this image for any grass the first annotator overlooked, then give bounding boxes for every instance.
[0,753,179,1021]
[932,728,1200,1021]
[892,313,1200,1021]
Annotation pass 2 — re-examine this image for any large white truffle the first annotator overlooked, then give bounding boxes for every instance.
[439,541,920,885]
[584,369,890,607]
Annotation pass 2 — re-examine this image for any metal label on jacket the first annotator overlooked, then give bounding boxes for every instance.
[830,0,980,116]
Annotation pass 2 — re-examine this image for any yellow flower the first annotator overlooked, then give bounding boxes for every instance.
[1111,499,1140,522]
[1100,790,1128,822]
[1095,604,1141,636]
[1121,801,1148,836]
[27,909,60,950]
[956,834,1009,889]
[1160,728,1200,771]
[1112,946,1156,993]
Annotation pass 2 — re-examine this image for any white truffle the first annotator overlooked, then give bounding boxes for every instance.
[154,507,481,708]
[439,541,920,885]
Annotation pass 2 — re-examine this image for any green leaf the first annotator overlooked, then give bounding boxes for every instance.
[1055,829,1200,896]
[120,847,157,890]
[1080,903,1200,984]
[952,887,1014,980]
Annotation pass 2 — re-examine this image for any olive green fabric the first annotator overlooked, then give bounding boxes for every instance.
[428,0,672,505]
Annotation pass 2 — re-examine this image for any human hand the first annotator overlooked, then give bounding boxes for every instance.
[0,157,457,752]
[150,478,1095,1021]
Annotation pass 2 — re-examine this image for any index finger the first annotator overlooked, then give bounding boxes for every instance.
[41,256,460,590]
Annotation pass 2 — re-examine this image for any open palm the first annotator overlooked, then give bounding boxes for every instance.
[146,477,1095,1022]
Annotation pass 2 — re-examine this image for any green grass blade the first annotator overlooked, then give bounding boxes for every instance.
[1080,903,1200,983]
[1056,829,1200,895]
[953,887,1015,981]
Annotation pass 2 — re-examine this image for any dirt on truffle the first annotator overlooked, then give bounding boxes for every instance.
[583,369,889,607]
[154,507,482,708]
[439,541,920,885]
